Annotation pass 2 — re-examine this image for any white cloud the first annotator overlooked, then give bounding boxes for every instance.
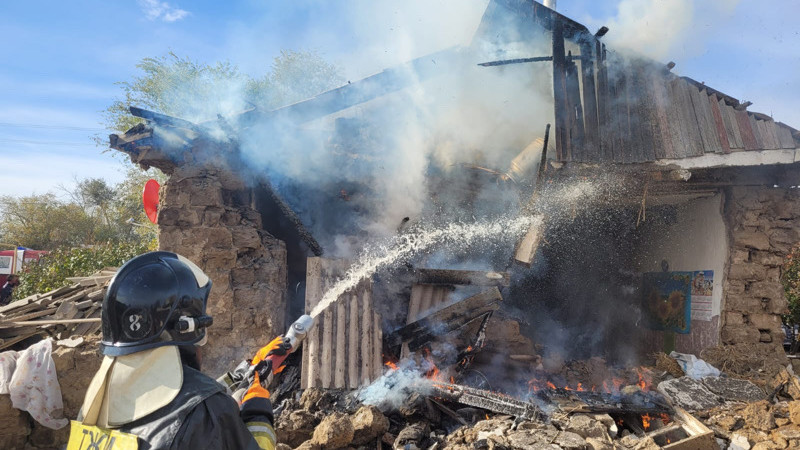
[138,0,189,23]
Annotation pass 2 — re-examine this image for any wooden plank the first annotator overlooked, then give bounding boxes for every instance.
[596,43,611,160]
[72,306,101,335]
[361,289,373,385]
[579,42,599,161]
[661,408,717,450]
[407,285,422,324]
[612,68,632,162]
[0,330,43,351]
[630,60,658,161]
[776,123,796,149]
[0,307,57,324]
[565,58,584,161]
[321,306,333,388]
[673,79,704,157]
[415,269,510,287]
[552,16,569,161]
[708,93,731,153]
[303,257,376,389]
[646,68,673,159]
[735,109,758,150]
[719,99,743,149]
[755,119,769,149]
[66,275,113,287]
[334,296,347,388]
[388,288,503,348]
[748,114,764,149]
[54,300,80,320]
[3,300,47,318]
[657,76,682,159]
[433,287,448,310]
[348,294,359,389]
[0,317,101,327]
[303,257,323,389]
[372,310,382,383]
[419,284,433,317]
[87,289,106,300]
[514,215,546,266]
[688,86,721,153]
[763,120,781,150]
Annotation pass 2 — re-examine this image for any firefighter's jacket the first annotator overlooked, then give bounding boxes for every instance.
[69,362,275,450]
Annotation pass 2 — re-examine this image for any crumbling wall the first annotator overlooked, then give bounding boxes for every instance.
[719,185,798,372]
[158,163,287,377]
[0,339,102,449]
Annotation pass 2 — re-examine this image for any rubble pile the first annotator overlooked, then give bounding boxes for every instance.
[273,386,680,450]
[0,269,117,349]
[268,356,800,450]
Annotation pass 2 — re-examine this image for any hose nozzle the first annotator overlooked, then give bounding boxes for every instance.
[284,314,314,352]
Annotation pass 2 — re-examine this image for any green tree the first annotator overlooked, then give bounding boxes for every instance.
[0,194,96,249]
[102,50,344,133]
[13,241,155,299]
[0,166,162,250]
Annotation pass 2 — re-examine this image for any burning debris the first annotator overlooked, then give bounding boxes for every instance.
[269,344,800,450]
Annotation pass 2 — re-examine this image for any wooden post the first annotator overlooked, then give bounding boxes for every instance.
[579,40,599,160]
[335,299,347,388]
[348,293,360,388]
[565,56,585,161]
[552,16,570,161]
[361,289,373,385]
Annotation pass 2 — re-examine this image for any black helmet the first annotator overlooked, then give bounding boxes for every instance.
[100,251,213,356]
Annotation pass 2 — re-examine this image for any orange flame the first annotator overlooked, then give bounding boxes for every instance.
[642,414,652,430]
[385,360,398,371]
[637,370,647,391]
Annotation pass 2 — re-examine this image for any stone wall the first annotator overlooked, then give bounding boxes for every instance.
[0,338,102,449]
[719,185,799,371]
[157,163,287,377]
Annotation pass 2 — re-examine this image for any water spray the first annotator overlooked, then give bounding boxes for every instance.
[309,215,536,318]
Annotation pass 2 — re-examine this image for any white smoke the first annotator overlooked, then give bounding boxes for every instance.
[357,360,434,410]
[578,0,740,61]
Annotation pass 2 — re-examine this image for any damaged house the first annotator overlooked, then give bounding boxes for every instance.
[104,0,800,446]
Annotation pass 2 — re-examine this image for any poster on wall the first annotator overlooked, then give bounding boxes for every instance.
[641,271,692,334]
[690,270,714,321]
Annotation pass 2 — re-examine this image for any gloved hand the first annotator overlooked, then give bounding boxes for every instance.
[241,372,270,403]
[251,336,292,372]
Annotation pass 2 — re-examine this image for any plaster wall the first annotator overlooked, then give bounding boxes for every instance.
[635,193,728,355]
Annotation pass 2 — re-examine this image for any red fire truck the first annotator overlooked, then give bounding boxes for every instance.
[0,247,47,286]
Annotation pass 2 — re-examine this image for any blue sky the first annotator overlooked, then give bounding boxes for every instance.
[1,0,797,198]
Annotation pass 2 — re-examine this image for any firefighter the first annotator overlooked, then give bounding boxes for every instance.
[67,251,281,450]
